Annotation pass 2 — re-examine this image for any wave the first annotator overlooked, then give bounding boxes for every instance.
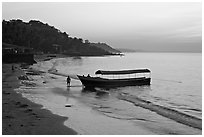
[118,93,202,130]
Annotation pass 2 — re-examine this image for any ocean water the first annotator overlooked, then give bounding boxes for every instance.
[16,52,202,134]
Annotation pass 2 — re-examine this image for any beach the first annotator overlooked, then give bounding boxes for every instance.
[2,63,156,135]
[2,53,202,135]
[2,63,157,135]
[2,63,77,135]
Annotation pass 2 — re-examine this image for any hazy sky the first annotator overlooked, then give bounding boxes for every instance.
[2,2,202,52]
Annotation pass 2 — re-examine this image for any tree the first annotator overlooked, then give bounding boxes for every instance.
[2,19,112,56]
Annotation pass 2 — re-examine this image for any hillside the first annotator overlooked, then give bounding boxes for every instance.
[116,48,137,53]
[2,19,118,56]
[90,42,121,54]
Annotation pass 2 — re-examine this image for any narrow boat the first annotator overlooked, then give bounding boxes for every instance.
[77,69,151,88]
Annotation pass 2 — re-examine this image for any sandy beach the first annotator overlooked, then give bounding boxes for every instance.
[1,62,157,135]
[2,63,77,135]
[2,60,201,135]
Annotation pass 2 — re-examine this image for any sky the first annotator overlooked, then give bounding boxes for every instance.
[2,2,202,52]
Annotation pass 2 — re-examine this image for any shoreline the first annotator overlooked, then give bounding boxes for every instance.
[3,54,201,135]
[2,63,77,135]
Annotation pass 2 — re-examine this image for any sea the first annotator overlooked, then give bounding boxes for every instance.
[16,52,202,135]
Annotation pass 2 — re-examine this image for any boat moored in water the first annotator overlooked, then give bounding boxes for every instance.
[77,69,151,88]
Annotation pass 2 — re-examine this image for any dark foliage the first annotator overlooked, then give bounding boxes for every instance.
[2,19,112,56]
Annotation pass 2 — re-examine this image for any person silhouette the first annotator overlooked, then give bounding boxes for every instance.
[12,65,14,72]
[67,76,71,86]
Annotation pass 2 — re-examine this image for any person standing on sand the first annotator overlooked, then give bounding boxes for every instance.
[12,65,14,72]
[67,76,71,86]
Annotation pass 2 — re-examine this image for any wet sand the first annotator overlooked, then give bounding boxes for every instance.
[2,64,77,135]
[20,71,157,135]
[21,70,201,135]
[3,61,201,135]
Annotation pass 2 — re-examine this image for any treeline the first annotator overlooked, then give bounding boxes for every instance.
[2,19,112,56]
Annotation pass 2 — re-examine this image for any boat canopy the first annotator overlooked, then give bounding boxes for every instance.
[95,69,151,75]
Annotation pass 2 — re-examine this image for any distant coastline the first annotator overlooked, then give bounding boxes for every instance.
[116,48,201,53]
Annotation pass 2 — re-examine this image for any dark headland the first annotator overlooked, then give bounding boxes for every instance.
[2,19,122,60]
[2,19,122,135]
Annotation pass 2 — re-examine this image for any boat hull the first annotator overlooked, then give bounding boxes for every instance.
[77,75,151,88]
